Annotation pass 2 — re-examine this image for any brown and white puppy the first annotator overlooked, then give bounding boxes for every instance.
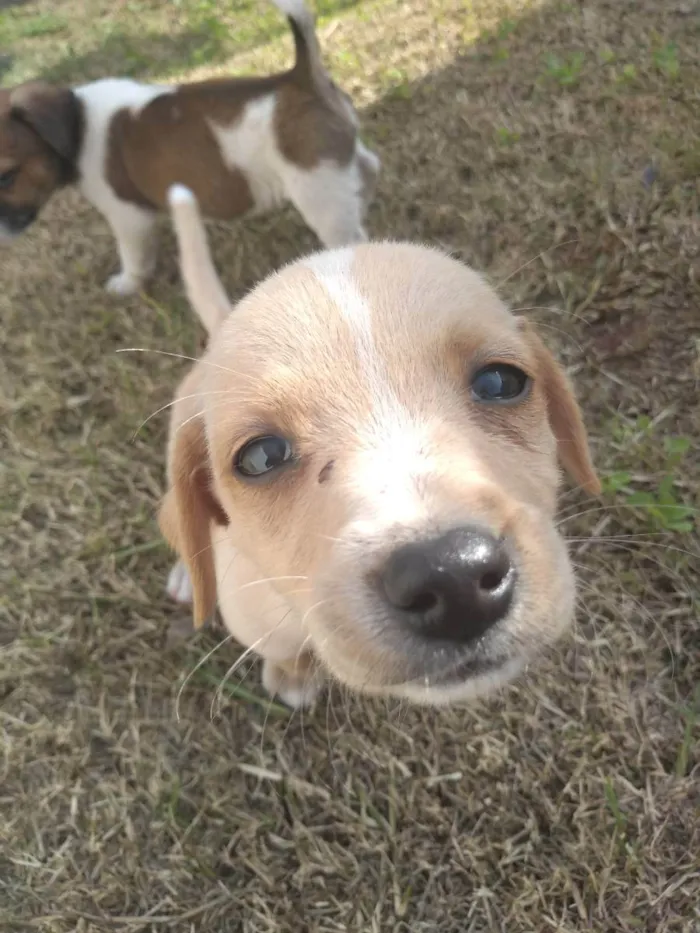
[0,0,379,295]
[159,186,601,710]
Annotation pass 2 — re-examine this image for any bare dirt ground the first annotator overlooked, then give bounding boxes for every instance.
[1,0,699,930]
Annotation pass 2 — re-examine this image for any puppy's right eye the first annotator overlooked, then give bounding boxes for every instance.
[235,435,294,478]
[0,167,18,190]
[471,363,530,403]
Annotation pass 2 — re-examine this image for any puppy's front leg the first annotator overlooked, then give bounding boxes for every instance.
[164,559,320,709]
[166,559,193,604]
[287,170,368,249]
[262,654,321,711]
[104,201,157,296]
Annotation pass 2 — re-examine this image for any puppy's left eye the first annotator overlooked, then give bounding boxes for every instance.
[471,363,530,403]
[235,435,294,477]
[0,167,18,190]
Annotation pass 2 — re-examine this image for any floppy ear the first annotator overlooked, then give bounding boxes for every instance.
[10,82,82,163]
[158,415,228,628]
[520,321,601,496]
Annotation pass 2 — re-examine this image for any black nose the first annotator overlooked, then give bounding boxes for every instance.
[380,526,516,644]
[14,207,37,229]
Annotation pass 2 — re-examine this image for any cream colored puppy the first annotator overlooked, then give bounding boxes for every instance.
[159,185,600,709]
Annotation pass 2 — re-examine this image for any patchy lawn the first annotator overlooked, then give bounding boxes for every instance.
[1,0,699,930]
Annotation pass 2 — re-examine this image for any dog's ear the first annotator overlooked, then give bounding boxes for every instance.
[10,82,81,163]
[158,414,228,628]
[520,321,601,496]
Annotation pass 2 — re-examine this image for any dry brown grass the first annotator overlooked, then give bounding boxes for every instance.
[1,0,699,930]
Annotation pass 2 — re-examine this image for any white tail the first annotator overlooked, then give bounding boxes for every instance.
[167,185,230,337]
[270,0,326,88]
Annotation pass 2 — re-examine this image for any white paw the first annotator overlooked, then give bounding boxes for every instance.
[262,660,320,710]
[166,561,193,605]
[105,271,141,296]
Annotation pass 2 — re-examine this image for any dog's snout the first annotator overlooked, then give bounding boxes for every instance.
[379,526,516,643]
[15,207,37,229]
[1,204,38,234]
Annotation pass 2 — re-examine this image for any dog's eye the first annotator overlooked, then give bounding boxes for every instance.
[471,363,530,403]
[235,435,294,477]
[0,167,18,190]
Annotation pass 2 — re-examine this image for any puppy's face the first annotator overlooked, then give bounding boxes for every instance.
[0,83,79,240]
[169,244,599,705]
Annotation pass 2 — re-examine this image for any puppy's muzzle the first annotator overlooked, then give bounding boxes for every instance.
[377,525,516,646]
[0,204,38,237]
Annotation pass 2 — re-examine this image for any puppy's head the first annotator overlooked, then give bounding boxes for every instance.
[164,199,599,704]
[0,82,82,241]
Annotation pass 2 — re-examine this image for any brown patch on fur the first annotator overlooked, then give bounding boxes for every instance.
[9,82,83,165]
[519,321,601,496]
[274,82,356,169]
[105,109,156,210]
[0,83,82,231]
[106,73,356,214]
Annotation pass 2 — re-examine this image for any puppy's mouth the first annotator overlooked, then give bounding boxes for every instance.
[0,205,38,238]
[383,631,513,690]
[421,652,506,687]
[310,594,527,698]
[310,576,568,701]
[0,223,19,242]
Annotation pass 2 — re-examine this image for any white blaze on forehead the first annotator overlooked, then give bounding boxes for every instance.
[351,412,435,528]
[303,247,374,362]
[304,247,403,423]
[304,249,432,522]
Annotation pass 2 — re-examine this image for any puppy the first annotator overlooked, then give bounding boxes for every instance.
[159,186,601,710]
[0,0,379,295]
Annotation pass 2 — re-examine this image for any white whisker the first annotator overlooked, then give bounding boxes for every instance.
[495,239,579,287]
[175,630,236,722]
[117,346,256,381]
[131,388,240,438]
[511,304,591,326]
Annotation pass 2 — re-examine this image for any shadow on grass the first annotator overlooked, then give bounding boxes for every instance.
[39,27,242,84]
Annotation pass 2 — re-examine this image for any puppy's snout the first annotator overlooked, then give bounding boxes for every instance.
[1,204,38,234]
[379,526,516,644]
[15,207,37,229]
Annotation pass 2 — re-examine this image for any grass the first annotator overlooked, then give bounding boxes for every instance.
[0,0,364,83]
[1,0,700,930]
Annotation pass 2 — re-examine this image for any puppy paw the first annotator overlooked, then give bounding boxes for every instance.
[105,271,142,296]
[262,660,320,710]
[166,560,193,605]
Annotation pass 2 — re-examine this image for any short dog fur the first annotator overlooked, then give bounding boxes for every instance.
[0,0,379,295]
[158,186,601,710]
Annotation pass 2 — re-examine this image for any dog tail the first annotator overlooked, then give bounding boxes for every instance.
[271,0,326,88]
[167,185,230,337]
